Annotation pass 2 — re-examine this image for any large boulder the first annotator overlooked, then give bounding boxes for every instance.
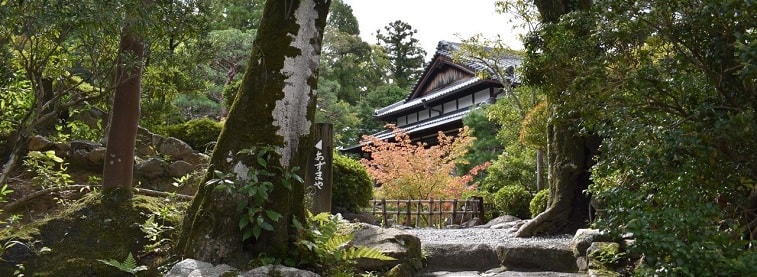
[135,158,167,178]
[156,136,195,161]
[571,228,613,257]
[350,223,423,273]
[496,239,578,272]
[28,135,55,151]
[165,259,236,277]
[165,260,321,277]
[475,215,522,228]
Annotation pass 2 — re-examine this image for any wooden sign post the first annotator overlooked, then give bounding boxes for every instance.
[306,123,333,213]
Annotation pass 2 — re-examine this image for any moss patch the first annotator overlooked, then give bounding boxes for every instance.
[0,192,186,276]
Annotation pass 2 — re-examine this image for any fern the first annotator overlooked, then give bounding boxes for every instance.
[344,246,396,261]
[97,253,147,274]
[299,212,396,276]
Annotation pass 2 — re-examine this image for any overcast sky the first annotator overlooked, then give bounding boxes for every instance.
[342,0,525,60]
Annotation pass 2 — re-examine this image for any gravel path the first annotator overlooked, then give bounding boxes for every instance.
[406,227,573,246]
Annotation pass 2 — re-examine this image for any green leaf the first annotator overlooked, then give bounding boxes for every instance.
[239,215,249,230]
[265,210,282,222]
[243,229,253,241]
[259,220,274,231]
[252,226,262,239]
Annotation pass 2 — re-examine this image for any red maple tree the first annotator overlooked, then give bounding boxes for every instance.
[360,125,489,200]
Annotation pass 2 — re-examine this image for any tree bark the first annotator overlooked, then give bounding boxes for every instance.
[516,0,596,237]
[517,118,599,237]
[176,0,330,268]
[101,19,145,200]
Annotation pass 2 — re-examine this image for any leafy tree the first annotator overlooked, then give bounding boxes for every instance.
[479,91,540,193]
[497,0,598,238]
[199,28,257,115]
[176,0,331,267]
[351,83,406,142]
[375,20,426,89]
[207,0,266,31]
[458,106,502,185]
[506,0,757,274]
[452,35,547,191]
[361,126,484,200]
[0,0,122,186]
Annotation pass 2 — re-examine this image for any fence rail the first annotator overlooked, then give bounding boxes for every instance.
[370,197,486,228]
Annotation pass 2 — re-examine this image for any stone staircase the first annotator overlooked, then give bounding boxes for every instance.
[415,231,602,276]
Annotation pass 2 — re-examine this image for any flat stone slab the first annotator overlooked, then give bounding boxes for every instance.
[418,267,587,277]
[423,243,500,271]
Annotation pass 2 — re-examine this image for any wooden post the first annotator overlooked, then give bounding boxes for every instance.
[381,198,387,227]
[428,198,434,227]
[473,196,485,222]
[416,201,421,226]
[306,123,333,214]
[452,199,458,226]
[405,199,412,226]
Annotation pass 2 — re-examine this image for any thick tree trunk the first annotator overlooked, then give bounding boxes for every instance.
[517,117,599,237]
[176,0,330,268]
[102,20,145,199]
[516,0,596,238]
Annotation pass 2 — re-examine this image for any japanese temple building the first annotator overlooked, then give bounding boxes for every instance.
[343,40,522,153]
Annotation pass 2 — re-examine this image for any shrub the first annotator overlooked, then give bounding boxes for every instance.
[331,153,372,212]
[162,118,222,152]
[529,189,549,218]
[493,185,532,219]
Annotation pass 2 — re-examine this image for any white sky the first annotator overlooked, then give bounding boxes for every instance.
[342,0,525,61]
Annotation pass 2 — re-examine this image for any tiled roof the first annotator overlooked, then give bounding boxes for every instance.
[373,77,483,118]
[374,41,522,119]
[412,41,522,94]
[339,107,474,152]
[371,107,473,140]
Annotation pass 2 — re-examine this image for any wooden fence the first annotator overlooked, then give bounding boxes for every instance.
[370,197,486,228]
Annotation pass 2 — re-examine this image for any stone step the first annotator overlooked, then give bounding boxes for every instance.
[420,240,580,275]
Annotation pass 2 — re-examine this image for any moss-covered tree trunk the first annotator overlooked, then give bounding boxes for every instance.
[102,15,146,200]
[515,0,596,237]
[176,0,330,268]
[517,116,599,236]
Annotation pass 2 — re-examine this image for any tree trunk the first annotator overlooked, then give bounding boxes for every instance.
[516,0,595,237]
[176,0,330,268]
[101,18,145,200]
[517,117,599,237]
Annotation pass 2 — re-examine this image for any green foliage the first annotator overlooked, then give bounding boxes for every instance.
[529,189,549,218]
[210,146,303,241]
[97,253,147,275]
[519,101,547,149]
[297,212,395,276]
[162,118,223,152]
[481,92,539,192]
[515,0,757,274]
[0,77,32,136]
[458,106,502,184]
[0,184,13,224]
[139,214,174,254]
[23,150,73,190]
[493,185,532,219]
[375,20,426,90]
[332,153,373,212]
[588,243,625,271]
